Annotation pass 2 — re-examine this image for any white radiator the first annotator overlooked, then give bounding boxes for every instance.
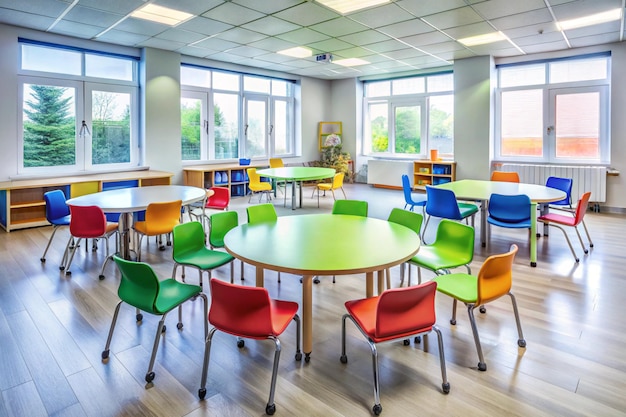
[500,163,607,203]
[367,160,413,188]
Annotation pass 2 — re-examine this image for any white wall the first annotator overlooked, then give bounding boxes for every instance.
[0,25,18,182]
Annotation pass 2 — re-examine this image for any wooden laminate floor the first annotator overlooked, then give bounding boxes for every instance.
[1,183,625,417]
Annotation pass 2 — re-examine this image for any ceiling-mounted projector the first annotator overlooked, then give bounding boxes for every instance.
[315,53,333,63]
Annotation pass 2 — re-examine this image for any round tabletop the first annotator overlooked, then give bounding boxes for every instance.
[256,167,335,181]
[65,185,206,213]
[438,179,566,203]
[224,213,421,276]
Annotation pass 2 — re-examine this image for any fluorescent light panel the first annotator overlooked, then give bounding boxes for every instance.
[333,58,370,67]
[130,4,193,26]
[558,8,622,31]
[458,31,508,46]
[316,0,390,14]
[277,47,312,58]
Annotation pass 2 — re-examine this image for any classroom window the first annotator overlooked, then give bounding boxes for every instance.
[18,41,139,174]
[495,54,610,164]
[364,73,454,159]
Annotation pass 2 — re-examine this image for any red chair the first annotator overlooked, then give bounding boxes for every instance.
[340,281,449,416]
[538,191,593,262]
[189,186,230,230]
[199,278,301,415]
[63,205,118,279]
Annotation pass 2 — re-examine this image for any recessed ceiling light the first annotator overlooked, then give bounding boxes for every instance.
[316,0,390,14]
[333,58,370,67]
[458,31,508,47]
[277,47,313,58]
[557,8,622,31]
[130,4,193,26]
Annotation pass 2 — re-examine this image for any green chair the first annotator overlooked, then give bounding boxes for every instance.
[172,221,235,288]
[246,204,281,283]
[332,199,368,217]
[386,208,423,289]
[209,211,243,281]
[102,255,208,385]
[406,219,475,286]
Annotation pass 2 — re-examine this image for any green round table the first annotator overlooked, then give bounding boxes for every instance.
[224,213,421,360]
[256,167,335,210]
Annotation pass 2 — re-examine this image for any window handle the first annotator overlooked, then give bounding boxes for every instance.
[269,124,274,135]
[547,125,554,135]
[245,124,249,135]
[204,119,208,134]
[79,120,91,138]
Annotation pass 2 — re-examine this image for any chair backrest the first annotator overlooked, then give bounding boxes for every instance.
[401,174,413,204]
[209,278,273,337]
[206,186,230,210]
[113,255,160,313]
[546,176,573,206]
[269,158,284,168]
[68,205,108,238]
[44,189,70,222]
[375,281,437,339]
[432,219,475,264]
[488,193,531,223]
[246,203,278,224]
[332,199,368,217]
[572,191,592,226]
[387,207,423,236]
[331,172,345,189]
[209,211,239,249]
[491,171,520,183]
[476,244,518,306]
[425,186,462,220]
[246,168,262,185]
[173,221,205,260]
[143,200,182,233]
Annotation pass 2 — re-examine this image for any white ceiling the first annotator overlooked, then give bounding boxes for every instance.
[0,0,624,79]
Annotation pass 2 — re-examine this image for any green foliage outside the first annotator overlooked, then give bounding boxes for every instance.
[23,85,75,167]
[181,102,237,160]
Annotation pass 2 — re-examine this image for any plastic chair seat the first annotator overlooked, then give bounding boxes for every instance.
[153,278,205,312]
[313,172,347,207]
[432,273,478,303]
[538,212,576,226]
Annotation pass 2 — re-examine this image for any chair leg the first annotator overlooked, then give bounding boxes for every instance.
[581,219,594,247]
[266,337,282,415]
[41,225,61,262]
[467,305,486,371]
[545,223,579,262]
[145,314,168,384]
[199,327,218,400]
[508,292,526,348]
[63,237,83,275]
[432,326,451,394]
[368,341,382,415]
[340,186,347,200]
[573,226,589,254]
[101,301,123,362]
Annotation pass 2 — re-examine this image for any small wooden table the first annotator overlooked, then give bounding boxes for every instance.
[66,185,206,259]
[436,180,566,266]
[224,213,421,360]
[256,167,335,210]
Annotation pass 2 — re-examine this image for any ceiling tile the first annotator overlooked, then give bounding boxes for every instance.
[348,3,415,28]
[53,21,104,39]
[201,2,265,26]
[254,52,298,64]
[551,0,623,21]
[396,0,467,17]
[309,17,369,37]
[338,30,392,45]
[0,0,73,17]
[378,18,433,38]
[177,45,218,57]
[306,38,354,52]
[114,17,169,37]
[241,16,300,36]
[247,37,298,52]
[155,29,207,44]
[364,39,412,53]
[441,21,495,39]
[382,47,428,60]
[569,32,621,48]
[0,9,55,31]
[74,0,144,16]
[96,29,151,46]
[205,51,249,63]
[421,6,484,30]
[471,0,547,20]
[276,28,330,44]
[400,31,453,47]
[490,9,554,31]
[333,46,375,58]
[226,45,268,58]
[232,0,305,15]
[193,37,240,51]
[138,37,186,51]
[64,6,123,28]
[418,41,466,55]
[152,0,225,15]
[216,28,267,44]
[274,2,338,26]
[177,16,233,37]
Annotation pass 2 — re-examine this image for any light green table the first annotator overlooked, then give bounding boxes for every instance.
[256,167,335,210]
[224,213,421,360]
[436,179,566,267]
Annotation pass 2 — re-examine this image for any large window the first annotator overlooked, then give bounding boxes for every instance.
[181,66,295,162]
[364,73,454,159]
[18,41,139,174]
[495,54,610,164]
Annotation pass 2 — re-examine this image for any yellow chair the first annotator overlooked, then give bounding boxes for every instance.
[269,158,288,206]
[490,171,520,182]
[312,172,346,207]
[433,244,525,371]
[133,200,182,261]
[247,167,272,203]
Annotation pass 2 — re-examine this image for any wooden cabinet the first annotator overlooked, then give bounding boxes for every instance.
[183,162,269,197]
[413,161,456,190]
[0,170,172,232]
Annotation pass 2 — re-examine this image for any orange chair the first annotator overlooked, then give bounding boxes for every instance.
[63,205,118,279]
[340,281,449,415]
[433,244,525,371]
[133,200,182,261]
[490,171,520,182]
[199,278,301,415]
[538,191,592,262]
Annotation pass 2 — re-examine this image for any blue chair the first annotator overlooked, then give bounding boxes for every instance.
[487,193,531,249]
[41,189,72,265]
[423,186,478,241]
[401,175,426,213]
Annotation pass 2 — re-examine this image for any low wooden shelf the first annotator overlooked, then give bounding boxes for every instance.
[183,162,269,198]
[413,160,456,190]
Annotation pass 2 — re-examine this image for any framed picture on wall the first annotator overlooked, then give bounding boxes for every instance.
[319,121,342,150]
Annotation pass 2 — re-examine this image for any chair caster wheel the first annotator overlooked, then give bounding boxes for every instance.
[145,371,155,383]
[403,339,410,346]
[159,246,166,251]
[198,388,206,400]
[161,325,166,333]
[518,339,526,348]
[40,258,45,263]
[65,271,72,276]
[237,339,245,348]
[136,313,143,322]
[177,322,183,330]
[478,362,487,371]
[265,403,276,415]
[313,277,320,284]
[340,355,347,364]
[373,403,382,415]
[304,353,311,363]
[99,274,105,280]
[442,382,451,394]
[450,319,456,325]
[101,350,109,360]
[295,351,302,361]
[414,336,421,344]
[59,266,65,271]
[479,306,486,314]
